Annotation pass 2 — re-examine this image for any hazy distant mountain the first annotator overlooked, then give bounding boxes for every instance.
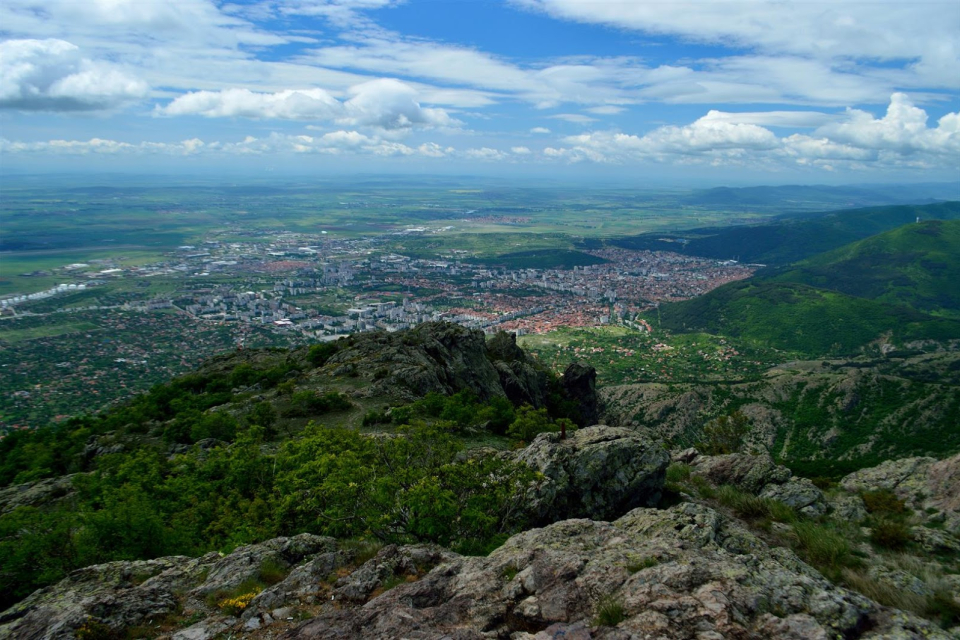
[681,183,958,209]
[614,201,960,265]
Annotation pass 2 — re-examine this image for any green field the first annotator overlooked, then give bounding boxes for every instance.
[0,321,102,344]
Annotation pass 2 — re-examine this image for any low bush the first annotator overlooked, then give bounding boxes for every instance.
[869,518,912,550]
[861,489,906,515]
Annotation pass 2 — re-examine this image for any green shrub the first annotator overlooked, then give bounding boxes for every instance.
[307,342,340,367]
[506,405,559,442]
[284,391,353,417]
[665,463,691,483]
[862,489,906,515]
[362,410,391,426]
[869,518,912,550]
[697,411,750,455]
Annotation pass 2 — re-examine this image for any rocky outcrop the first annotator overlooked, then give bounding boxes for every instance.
[3,504,952,639]
[841,452,960,534]
[516,426,670,524]
[690,452,827,517]
[0,474,81,515]
[0,534,335,640]
[561,362,599,427]
[286,503,948,639]
[691,452,791,494]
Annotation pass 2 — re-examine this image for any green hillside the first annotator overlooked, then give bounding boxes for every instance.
[613,201,960,265]
[769,219,960,317]
[652,280,960,356]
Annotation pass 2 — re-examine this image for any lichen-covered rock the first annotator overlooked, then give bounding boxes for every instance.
[0,555,200,639]
[760,478,828,517]
[186,534,336,604]
[0,474,81,514]
[331,544,457,604]
[515,425,669,524]
[827,493,868,523]
[841,452,960,534]
[691,452,792,494]
[0,535,335,640]
[284,503,949,639]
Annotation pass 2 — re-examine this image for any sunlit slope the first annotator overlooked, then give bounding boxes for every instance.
[614,201,960,265]
[652,280,960,356]
[769,219,960,317]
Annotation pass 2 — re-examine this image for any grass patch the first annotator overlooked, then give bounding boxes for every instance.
[340,539,384,566]
[626,556,658,573]
[689,475,716,499]
[666,463,692,483]
[257,557,289,586]
[594,595,627,627]
[791,521,860,580]
[714,485,796,523]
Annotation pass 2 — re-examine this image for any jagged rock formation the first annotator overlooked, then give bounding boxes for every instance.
[0,534,336,639]
[486,330,550,408]
[319,322,550,405]
[517,426,669,525]
[3,504,950,640]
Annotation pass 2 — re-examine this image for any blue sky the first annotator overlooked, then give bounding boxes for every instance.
[1,0,958,184]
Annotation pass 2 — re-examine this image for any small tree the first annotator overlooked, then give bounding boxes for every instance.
[697,410,750,455]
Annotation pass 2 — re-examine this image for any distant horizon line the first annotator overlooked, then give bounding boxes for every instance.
[2,172,958,192]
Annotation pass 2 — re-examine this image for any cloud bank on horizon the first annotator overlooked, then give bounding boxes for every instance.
[1,0,957,181]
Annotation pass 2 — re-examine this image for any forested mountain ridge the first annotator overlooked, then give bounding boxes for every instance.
[768,219,960,317]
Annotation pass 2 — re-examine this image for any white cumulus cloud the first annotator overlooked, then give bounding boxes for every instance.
[159,78,459,131]
[0,39,148,111]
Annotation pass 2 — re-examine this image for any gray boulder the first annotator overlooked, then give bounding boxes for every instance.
[691,452,791,494]
[0,474,81,514]
[515,425,669,524]
[760,478,828,517]
[828,494,868,523]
